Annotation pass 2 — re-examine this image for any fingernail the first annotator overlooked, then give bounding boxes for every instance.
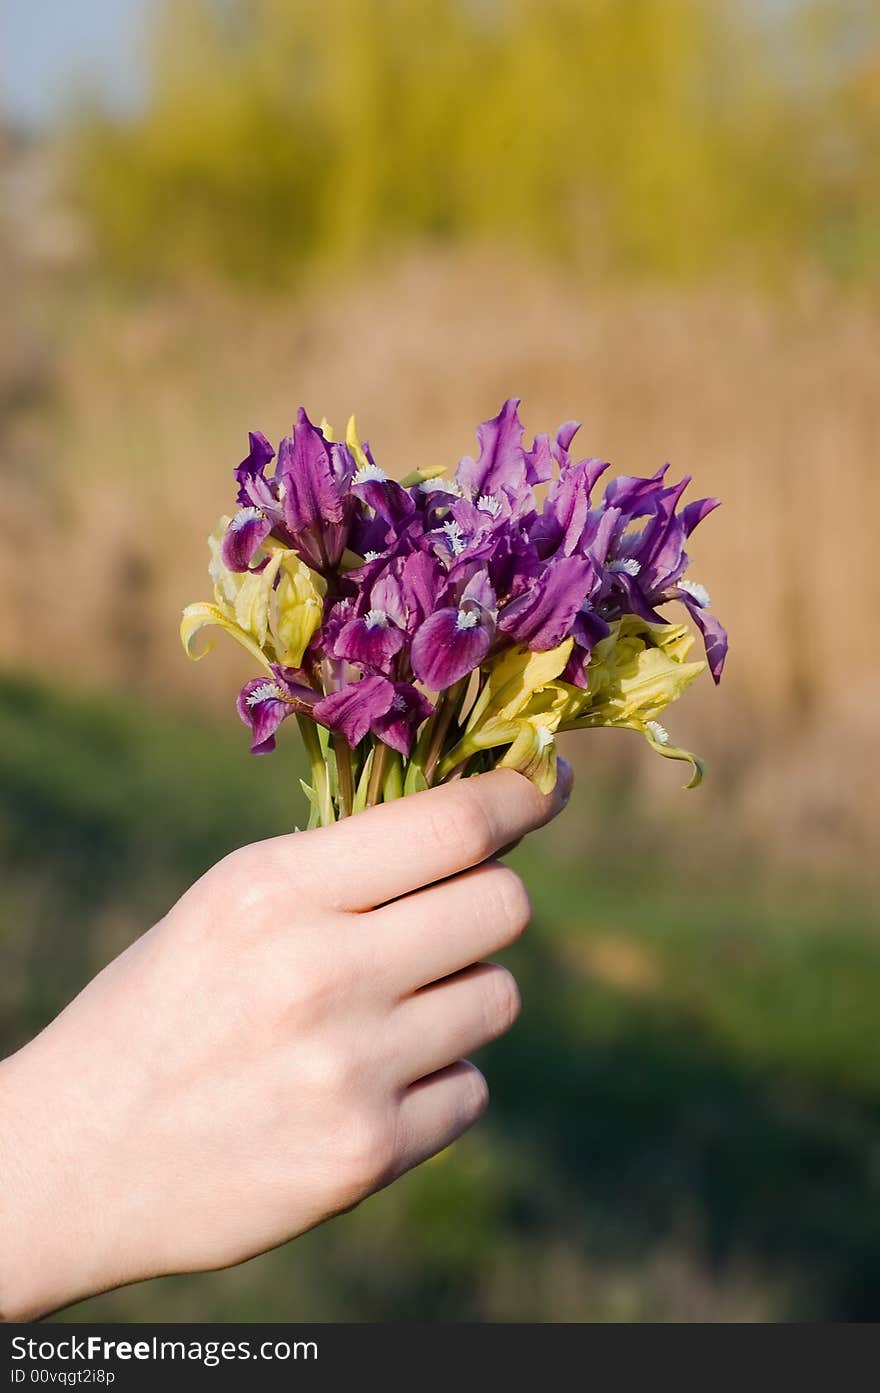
[556,757,574,806]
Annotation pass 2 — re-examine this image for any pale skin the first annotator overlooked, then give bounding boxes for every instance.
[0,764,572,1321]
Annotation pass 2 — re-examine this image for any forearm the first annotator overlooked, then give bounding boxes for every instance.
[0,1031,124,1321]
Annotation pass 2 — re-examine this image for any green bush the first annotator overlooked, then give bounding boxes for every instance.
[71,0,880,288]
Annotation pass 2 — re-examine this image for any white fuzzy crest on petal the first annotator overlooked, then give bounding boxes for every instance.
[419,477,461,496]
[353,463,387,484]
[679,579,711,609]
[441,520,467,555]
[247,681,283,706]
[231,506,264,530]
[646,720,670,745]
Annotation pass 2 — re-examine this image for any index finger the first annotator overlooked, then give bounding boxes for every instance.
[275,762,572,911]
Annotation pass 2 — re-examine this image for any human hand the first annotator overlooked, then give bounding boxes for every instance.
[0,764,571,1320]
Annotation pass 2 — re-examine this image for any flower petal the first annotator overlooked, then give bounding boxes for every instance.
[313,675,396,747]
[682,600,728,683]
[373,684,434,756]
[456,398,527,500]
[497,718,559,794]
[642,721,704,788]
[271,555,327,667]
[411,606,493,689]
[180,603,273,671]
[468,638,574,729]
[221,508,273,572]
[234,431,275,506]
[236,678,297,754]
[333,616,406,672]
[498,555,594,651]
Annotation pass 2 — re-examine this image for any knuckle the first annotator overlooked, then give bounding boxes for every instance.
[337,1111,395,1202]
[485,867,531,943]
[428,793,495,865]
[482,964,522,1038]
[298,1039,354,1101]
[194,849,271,938]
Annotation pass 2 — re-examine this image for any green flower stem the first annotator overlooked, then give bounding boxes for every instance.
[435,736,472,782]
[353,748,374,813]
[404,722,432,792]
[366,739,390,807]
[424,678,467,785]
[297,715,335,826]
[332,733,355,818]
[383,751,403,801]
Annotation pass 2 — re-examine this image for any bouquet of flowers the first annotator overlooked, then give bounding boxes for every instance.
[182,399,726,826]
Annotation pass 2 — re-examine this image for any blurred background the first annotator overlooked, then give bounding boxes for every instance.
[1,0,879,1322]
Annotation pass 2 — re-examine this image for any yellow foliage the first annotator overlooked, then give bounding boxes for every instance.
[71,0,880,288]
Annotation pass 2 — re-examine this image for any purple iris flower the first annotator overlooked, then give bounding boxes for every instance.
[411,570,497,690]
[351,457,416,528]
[199,399,727,778]
[234,431,276,508]
[498,554,597,651]
[224,432,287,571]
[532,454,610,559]
[331,606,406,673]
[276,409,354,571]
[314,676,433,755]
[221,506,273,572]
[456,397,529,502]
[237,669,317,754]
[552,458,729,679]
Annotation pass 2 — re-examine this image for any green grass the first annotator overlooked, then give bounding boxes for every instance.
[1,672,878,1322]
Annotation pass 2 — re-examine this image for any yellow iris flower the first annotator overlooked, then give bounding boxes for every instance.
[180,519,326,673]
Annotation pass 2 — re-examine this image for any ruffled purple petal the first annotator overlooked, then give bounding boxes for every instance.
[681,496,721,537]
[400,550,446,632]
[372,684,435,756]
[368,569,408,628]
[313,675,396,747]
[411,606,494,689]
[330,441,357,492]
[352,475,415,526]
[555,420,581,455]
[636,477,691,591]
[604,570,666,625]
[572,603,611,652]
[236,678,296,754]
[602,464,669,515]
[532,459,602,557]
[456,398,527,500]
[234,431,276,506]
[332,616,406,672]
[460,568,497,613]
[276,409,350,568]
[683,600,728,683]
[221,508,273,572]
[523,432,554,485]
[498,555,594,651]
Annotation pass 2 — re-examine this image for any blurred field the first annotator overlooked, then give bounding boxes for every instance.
[2,0,879,1326]
[1,674,878,1322]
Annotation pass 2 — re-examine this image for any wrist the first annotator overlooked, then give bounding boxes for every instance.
[0,1033,123,1320]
